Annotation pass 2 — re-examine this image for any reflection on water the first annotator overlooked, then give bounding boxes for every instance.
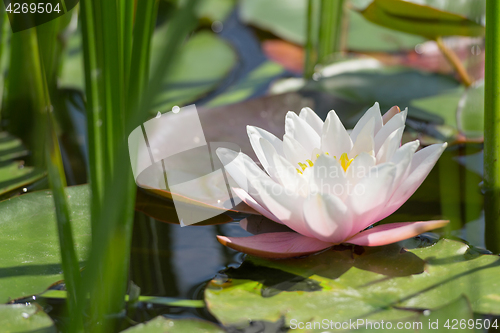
[130,213,250,300]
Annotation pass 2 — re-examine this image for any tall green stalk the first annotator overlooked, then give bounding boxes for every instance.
[304,0,345,79]
[73,1,199,331]
[484,0,500,253]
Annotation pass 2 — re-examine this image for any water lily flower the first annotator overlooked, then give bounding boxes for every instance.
[216,103,449,258]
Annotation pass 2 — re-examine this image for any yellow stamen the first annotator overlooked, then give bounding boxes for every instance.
[339,153,354,172]
[306,159,314,167]
[298,162,307,171]
[296,168,303,174]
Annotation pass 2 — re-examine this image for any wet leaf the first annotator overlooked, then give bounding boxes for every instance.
[0,185,90,303]
[361,0,484,39]
[121,316,225,333]
[205,239,500,326]
[0,304,56,333]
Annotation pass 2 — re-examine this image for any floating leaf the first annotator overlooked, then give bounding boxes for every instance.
[151,30,237,112]
[239,0,426,51]
[300,66,461,127]
[0,185,90,303]
[60,30,237,113]
[360,0,485,39]
[121,316,225,333]
[0,304,56,333]
[205,239,500,326]
[411,82,484,140]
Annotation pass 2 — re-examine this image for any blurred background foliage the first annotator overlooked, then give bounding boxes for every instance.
[0,0,497,332]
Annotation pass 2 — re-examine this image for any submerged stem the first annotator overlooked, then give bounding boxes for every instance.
[435,37,473,87]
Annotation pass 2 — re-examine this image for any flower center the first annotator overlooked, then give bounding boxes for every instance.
[296,152,354,174]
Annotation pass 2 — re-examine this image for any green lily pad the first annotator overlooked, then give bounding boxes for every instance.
[0,185,90,303]
[60,30,237,113]
[207,61,285,107]
[150,29,237,113]
[360,0,485,39]
[205,239,500,327]
[411,82,484,139]
[347,296,475,332]
[0,304,56,333]
[239,0,427,51]
[301,66,461,127]
[121,316,224,333]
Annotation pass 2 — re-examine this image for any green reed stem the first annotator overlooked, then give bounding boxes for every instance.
[318,0,344,63]
[304,0,316,79]
[74,1,199,331]
[484,0,500,253]
[304,0,345,78]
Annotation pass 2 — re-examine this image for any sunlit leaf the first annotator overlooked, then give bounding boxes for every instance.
[360,0,485,39]
[0,304,56,333]
[121,316,225,333]
[0,185,90,303]
[205,239,500,326]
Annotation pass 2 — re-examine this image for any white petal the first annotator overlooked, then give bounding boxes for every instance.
[389,140,420,188]
[270,149,309,196]
[303,193,353,243]
[217,148,312,237]
[299,107,324,135]
[346,163,397,234]
[349,117,375,158]
[247,126,284,168]
[375,127,404,163]
[321,110,353,158]
[285,111,321,152]
[283,134,309,166]
[350,102,383,143]
[311,154,347,199]
[232,187,281,223]
[381,142,447,220]
[345,152,376,185]
[252,178,314,238]
[374,108,407,153]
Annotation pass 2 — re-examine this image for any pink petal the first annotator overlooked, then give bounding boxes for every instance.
[217,232,334,258]
[345,220,449,246]
[382,105,401,124]
[232,187,282,224]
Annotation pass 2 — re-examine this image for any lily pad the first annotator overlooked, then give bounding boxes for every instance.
[411,82,484,139]
[150,29,237,113]
[121,316,224,333]
[0,304,56,333]
[301,66,461,127]
[360,0,485,39]
[205,239,500,327]
[0,185,90,303]
[239,0,426,51]
[60,30,237,113]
